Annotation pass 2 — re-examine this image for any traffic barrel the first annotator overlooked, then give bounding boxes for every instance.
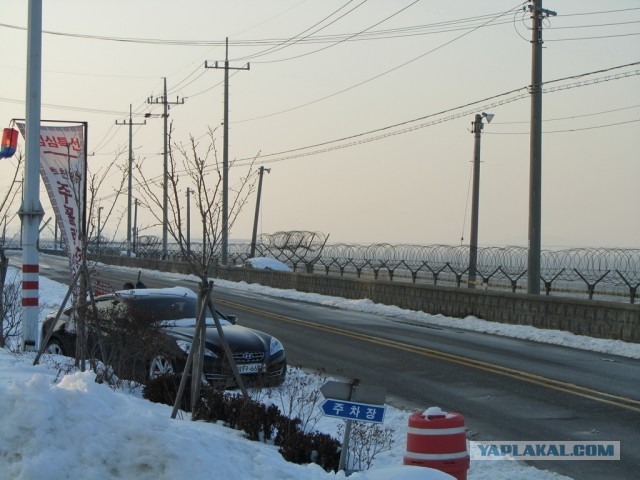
[403,406,470,480]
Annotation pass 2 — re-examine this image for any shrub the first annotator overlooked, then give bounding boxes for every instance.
[278,430,340,472]
[143,373,192,412]
[265,367,327,433]
[338,421,394,471]
[143,369,343,472]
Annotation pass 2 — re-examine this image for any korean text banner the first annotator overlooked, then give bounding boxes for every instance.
[16,123,85,274]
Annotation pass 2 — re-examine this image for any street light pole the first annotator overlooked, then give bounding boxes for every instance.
[250,166,270,258]
[468,112,493,289]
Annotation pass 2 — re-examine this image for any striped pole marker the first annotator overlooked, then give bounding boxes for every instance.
[21,263,39,349]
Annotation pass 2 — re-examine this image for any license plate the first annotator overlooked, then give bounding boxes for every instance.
[237,363,262,374]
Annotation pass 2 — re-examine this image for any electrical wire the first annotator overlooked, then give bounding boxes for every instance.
[232,0,365,62]
[230,63,640,166]
[0,96,126,116]
[546,32,640,42]
[560,7,640,17]
[98,65,639,203]
[492,103,640,124]
[0,6,636,48]
[485,118,640,135]
[128,60,640,182]
[234,1,526,124]
[254,0,422,65]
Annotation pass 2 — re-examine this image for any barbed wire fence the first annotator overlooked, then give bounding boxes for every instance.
[30,231,640,303]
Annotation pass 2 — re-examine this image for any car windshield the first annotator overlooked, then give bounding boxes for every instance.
[125,297,230,326]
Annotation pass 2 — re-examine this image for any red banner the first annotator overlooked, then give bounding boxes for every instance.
[16,122,85,276]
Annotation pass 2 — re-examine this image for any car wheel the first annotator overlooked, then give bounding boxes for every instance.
[45,338,65,356]
[148,355,174,380]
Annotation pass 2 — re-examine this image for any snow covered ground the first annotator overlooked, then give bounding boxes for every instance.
[5,264,637,479]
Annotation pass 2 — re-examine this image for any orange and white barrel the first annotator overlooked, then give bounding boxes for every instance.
[403,407,470,480]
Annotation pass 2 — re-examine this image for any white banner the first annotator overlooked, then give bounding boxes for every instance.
[16,122,86,275]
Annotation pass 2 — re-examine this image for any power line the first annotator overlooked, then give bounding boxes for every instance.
[492,103,640,124]
[2,7,636,47]
[485,118,640,134]
[253,0,422,65]
[234,0,370,62]
[546,32,640,42]
[233,2,526,124]
[230,63,640,165]
[0,96,126,115]
[560,7,640,17]
[2,5,633,134]
[103,83,635,205]
[550,20,640,29]
[114,61,640,189]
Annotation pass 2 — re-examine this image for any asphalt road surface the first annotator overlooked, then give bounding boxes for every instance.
[14,252,640,480]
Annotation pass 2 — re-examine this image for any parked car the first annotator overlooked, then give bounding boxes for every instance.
[42,287,286,388]
[243,257,292,271]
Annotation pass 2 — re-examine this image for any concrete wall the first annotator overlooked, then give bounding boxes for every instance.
[99,255,640,343]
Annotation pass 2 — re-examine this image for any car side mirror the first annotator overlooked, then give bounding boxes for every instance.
[226,315,237,325]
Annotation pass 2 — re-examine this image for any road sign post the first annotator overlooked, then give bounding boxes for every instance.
[319,380,386,473]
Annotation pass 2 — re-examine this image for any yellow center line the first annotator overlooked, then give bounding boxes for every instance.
[220,298,640,413]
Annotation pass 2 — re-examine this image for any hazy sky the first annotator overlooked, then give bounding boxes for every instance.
[1,1,638,248]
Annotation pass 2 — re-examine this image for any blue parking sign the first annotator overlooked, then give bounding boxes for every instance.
[321,398,386,424]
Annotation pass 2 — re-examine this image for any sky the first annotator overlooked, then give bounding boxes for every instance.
[13,264,640,479]
[0,1,639,249]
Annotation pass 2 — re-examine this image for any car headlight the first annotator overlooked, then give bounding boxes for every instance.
[176,340,217,358]
[269,337,284,356]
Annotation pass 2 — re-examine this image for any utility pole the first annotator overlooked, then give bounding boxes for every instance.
[205,38,250,265]
[527,0,556,295]
[148,78,184,259]
[116,104,146,257]
[468,113,493,288]
[133,198,139,255]
[97,206,103,255]
[250,166,270,258]
[21,0,44,351]
[186,188,193,255]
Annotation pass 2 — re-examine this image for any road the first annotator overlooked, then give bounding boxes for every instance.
[15,252,640,480]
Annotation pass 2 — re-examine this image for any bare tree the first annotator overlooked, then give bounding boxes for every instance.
[135,126,258,409]
[0,150,24,347]
[136,126,257,271]
[72,150,129,367]
[85,148,129,257]
[35,146,129,368]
